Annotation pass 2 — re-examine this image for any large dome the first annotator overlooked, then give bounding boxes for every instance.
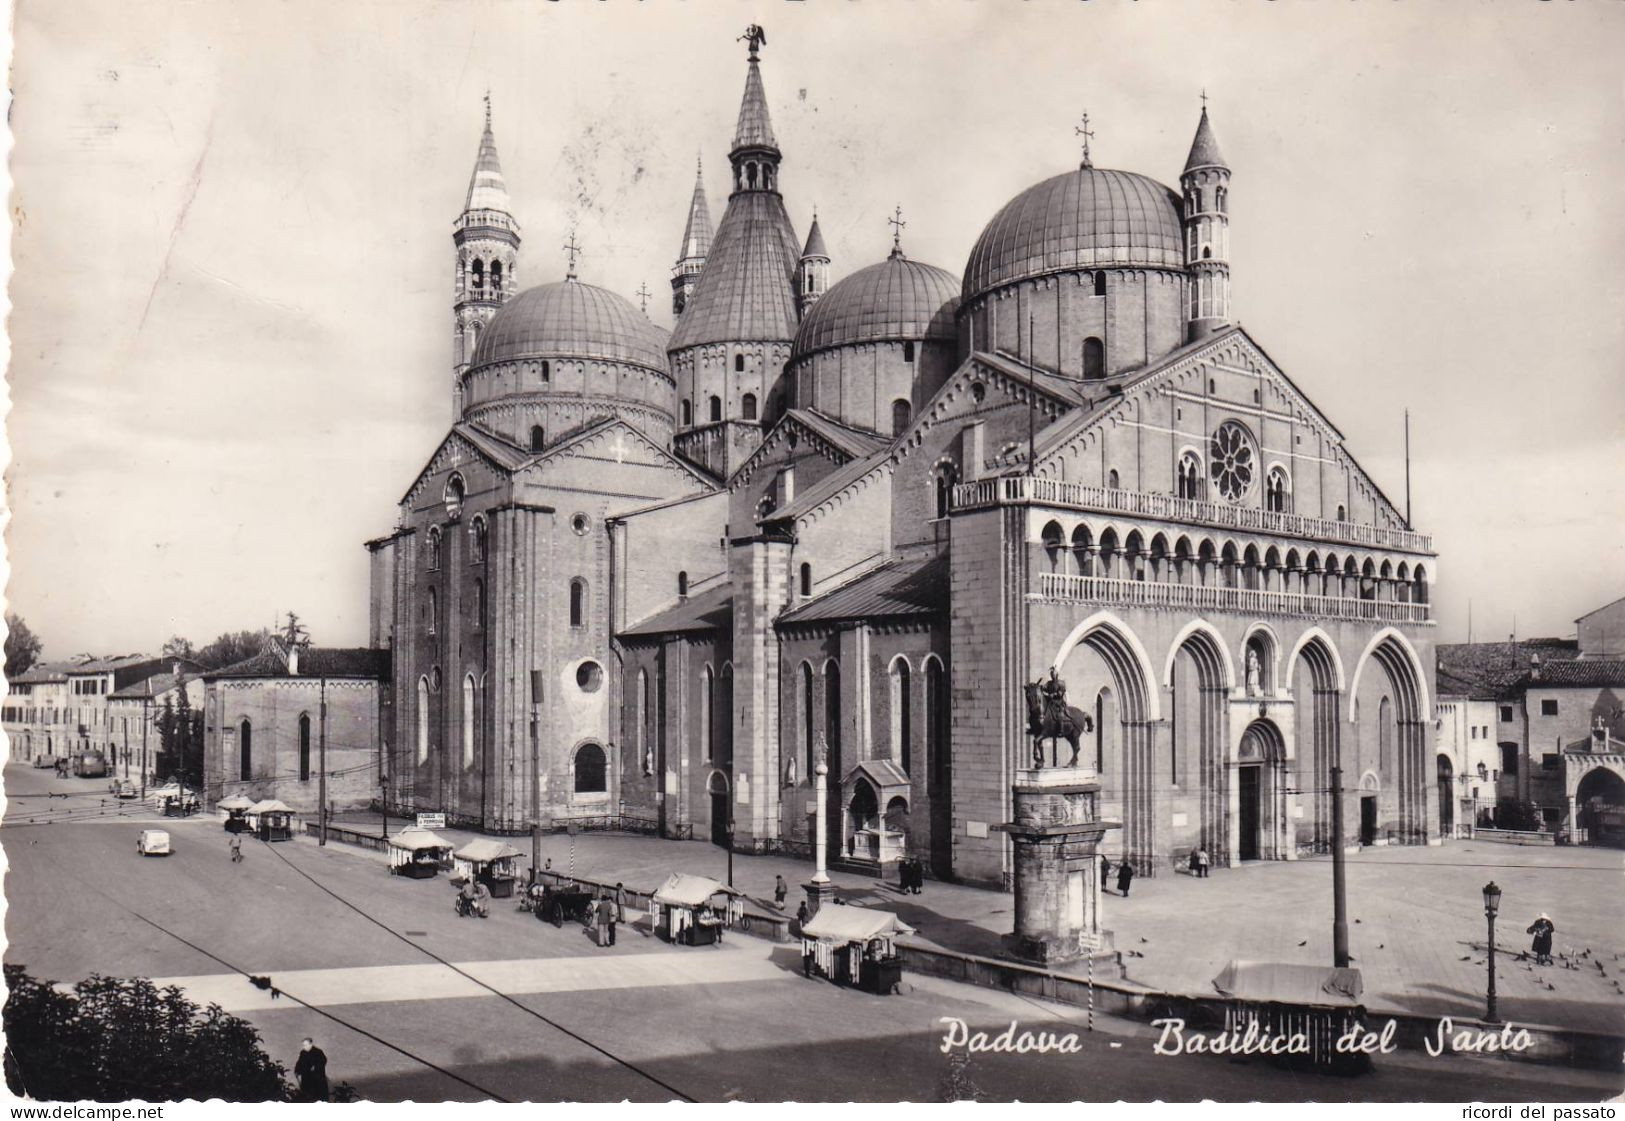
[793,254,960,358]
[962,167,1184,303]
[471,280,669,372]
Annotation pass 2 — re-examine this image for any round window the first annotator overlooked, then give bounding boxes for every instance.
[444,474,466,521]
[570,513,590,536]
[576,661,604,693]
[1209,421,1256,504]
[971,381,987,403]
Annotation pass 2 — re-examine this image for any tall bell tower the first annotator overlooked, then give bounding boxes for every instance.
[453,96,521,413]
[1182,99,1231,342]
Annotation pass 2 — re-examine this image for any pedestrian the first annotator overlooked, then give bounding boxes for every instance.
[1100,852,1111,889]
[1116,859,1135,898]
[1188,848,1200,876]
[294,1037,329,1102]
[1527,912,1555,965]
[1196,847,1210,878]
[543,857,553,874]
[598,895,618,947]
[795,900,810,933]
[229,834,243,864]
[614,881,627,923]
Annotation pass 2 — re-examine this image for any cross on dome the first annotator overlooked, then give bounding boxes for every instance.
[636,281,652,314]
[563,230,582,280]
[1075,111,1095,169]
[888,205,907,259]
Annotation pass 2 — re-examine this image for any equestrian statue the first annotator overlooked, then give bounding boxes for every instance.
[1023,667,1094,769]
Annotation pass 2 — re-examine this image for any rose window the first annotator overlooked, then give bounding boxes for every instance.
[1209,421,1256,503]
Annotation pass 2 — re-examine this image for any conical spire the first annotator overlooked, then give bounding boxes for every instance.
[1183,104,1228,173]
[678,157,714,262]
[801,211,828,260]
[465,94,513,213]
[732,28,779,153]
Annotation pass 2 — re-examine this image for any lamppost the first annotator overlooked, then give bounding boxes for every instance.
[1482,880,1502,1023]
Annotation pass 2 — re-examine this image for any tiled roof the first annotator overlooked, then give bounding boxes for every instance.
[465,109,512,214]
[67,654,155,675]
[471,280,670,372]
[792,253,960,358]
[620,583,733,638]
[1183,107,1228,173]
[677,160,714,263]
[779,554,947,625]
[801,214,828,259]
[110,672,193,700]
[733,58,778,151]
[785,408,890,460]
[963,167,1184,303]
[1435,639,1580,699]
[1526,660,1625,689]
[8,661,73,684]
[765,448,890,525]
[667,192,801,350]
[206,648,390,680]
[456,422,529,471]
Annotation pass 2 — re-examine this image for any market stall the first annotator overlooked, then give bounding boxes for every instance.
[1211,960,1369,1073]
[218,795,253,833]
[651,874,741,946]
[247,799,296,842]
[800,907,913,994]
[387,828,454,878]
[452,839,524,899]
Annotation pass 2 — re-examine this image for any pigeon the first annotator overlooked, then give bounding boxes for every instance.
[1378,944,1385,950]
[1139,937,1149,944]
[1301,941,1311,948]
[1354,919,1362,924]
[1460,955,1472,961]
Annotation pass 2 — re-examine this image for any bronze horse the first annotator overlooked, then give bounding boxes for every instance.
[1023,682,1094,768]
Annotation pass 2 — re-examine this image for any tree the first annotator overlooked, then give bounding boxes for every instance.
[173,676,203,789]
[4,613,43,678]
[3,966,289,1102]
[153,696,178,785]
[194,629,273,670]
[161,635,196,661]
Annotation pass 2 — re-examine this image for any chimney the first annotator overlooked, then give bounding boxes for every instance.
[287,645,299,676]
[781,464,796,508]
[963,421,986,482]
[1528,652,1540,681]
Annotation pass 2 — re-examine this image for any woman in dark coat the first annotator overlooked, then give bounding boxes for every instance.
[1527,913,1555,965]
[294,1038,329,1102]
[1116,860,1135,897]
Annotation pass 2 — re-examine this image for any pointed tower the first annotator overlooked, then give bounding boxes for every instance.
[1181,103,1231,341]
[453,97,521,414]
[667,26,803,475]
[797,211,830,314]
[671,157,713,316]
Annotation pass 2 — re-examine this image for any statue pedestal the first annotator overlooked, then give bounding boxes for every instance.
[803,878,837,920]
[998,768,1121,965]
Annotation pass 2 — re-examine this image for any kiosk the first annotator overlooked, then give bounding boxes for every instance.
[387,828,454,878]
[800,907,913,994]
[1211,960,1370,1073]
[218,795,253,833]
[452,839,524,898]
[651,874,740,946]
[248,799,296,842]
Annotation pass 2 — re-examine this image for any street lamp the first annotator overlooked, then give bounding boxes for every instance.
[1482,880,1502,1023]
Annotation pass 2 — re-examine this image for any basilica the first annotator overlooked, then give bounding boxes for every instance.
[366,31,1439,887]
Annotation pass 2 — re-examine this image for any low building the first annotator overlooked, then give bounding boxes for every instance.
[107,669,206,788]
[63,655,191,762]
[3,662,73,762]
[202,643,391,816]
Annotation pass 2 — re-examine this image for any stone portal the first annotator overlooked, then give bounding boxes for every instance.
[998,767,1121,965]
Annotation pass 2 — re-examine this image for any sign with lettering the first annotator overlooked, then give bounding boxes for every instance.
[416,813,446,830]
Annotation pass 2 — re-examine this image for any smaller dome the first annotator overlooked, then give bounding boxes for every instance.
[472,281,669,372]
[793,255,960,358]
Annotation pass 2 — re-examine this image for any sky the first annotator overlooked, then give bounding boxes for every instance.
[4,0,1622,660]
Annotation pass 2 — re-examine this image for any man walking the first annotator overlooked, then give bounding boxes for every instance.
[774,874,788,910]
[229,834,243,863]
[598,894,618,947]
[1116,859,1135,898]
[294,1037,329,1102]
[1100,852,1111,889]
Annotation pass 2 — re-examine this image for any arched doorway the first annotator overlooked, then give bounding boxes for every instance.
[708,771,731,848]
[1437,754,1455,836]
[1170,628,1229,864]
[1575,767,1625,847]
[1236,719,1285,861]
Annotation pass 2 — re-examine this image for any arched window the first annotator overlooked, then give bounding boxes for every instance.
[1071,524,1093,575]
[1266,466,1291,513]
[677,571,689,597]
[1041,520,1065,572]
[1413,565,1429,605]
[936,474,951,519]
[824,661,842,766]
[540,360,551,381]
[462,674,476,768]
[427,587,438,636]
[903,341,915,363]
[709,395,722,422]
[471,259,484,289]
[1336,504,1347,521]
[574,743,607,793]
[298,714,311,781]
[741,393,758,421]
[734,354,745,373]
[471,518,488,563]
[1216,185,1228,214]
[530,425,545,453]
[702,666,715,762]
[427,527,442,570]
[1083,337,1105,380]
[891,399,912,436]
[720,664,734,765]
[801,662,816,778]
[1178,450,1202,500]
[890,657,912,772]
[472,578,485,629]
[569,578,586,627]
[925,657,947,785]
[417,676,429,764]
[1108,469,1120,489]
[636,669,650,766]
[1093,271,1107,297]
[681,399,692,426]
[800,562,812,597]
[239,719,252,782]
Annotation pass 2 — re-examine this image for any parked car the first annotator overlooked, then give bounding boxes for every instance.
[32,754,56,769]
[137,830,172,857]
[110,779,138,800]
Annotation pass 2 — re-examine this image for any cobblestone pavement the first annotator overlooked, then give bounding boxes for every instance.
[330,813,1625,1035]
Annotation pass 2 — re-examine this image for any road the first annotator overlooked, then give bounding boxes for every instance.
[3,765,1618,1102]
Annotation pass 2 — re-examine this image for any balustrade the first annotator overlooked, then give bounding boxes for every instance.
[1035,573,1432,624]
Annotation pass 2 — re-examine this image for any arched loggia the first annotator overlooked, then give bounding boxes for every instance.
[1292,635,1343,852]
[1167,625,1231,865]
